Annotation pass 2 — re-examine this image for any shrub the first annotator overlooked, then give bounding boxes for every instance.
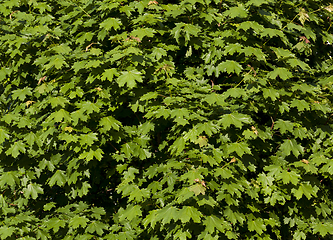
[1,0,333,239]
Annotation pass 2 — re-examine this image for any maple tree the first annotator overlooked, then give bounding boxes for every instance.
[1,0,333,239]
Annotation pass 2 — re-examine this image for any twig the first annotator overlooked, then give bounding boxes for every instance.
[270,116,275,130]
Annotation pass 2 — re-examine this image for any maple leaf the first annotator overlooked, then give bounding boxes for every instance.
[0,171,19,187]
[325,4,333,12]
[0,129,10,144]
[219,113,252,129]
[267,67,293,80]
[299,8,309,25]
[131,28,156,40]
[117,70,143,89]
[218,60,243,75]
[157,206,178,225]
[69,216,89,229]
[247,216,266,235]
[23,183,44,199]
[195,136,208,147]
[280,139,304,157]
[48,170,67,187]
[173,207,194,224]
[274,119,294,134]
[223,5,248,18]
[204,215,230,233]
[227,142,251,157]
[189,183,206,196]
[262,88,280,101]
[99,18,121,31]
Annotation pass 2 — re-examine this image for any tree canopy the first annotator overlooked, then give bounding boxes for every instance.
[1,0,333,239]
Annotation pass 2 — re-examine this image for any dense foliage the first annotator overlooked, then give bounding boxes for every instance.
[1,0,333,239]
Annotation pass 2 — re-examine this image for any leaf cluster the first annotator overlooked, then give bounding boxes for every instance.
[1,0,333,239]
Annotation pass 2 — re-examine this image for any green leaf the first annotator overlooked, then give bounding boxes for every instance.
[157,206,179,225]
[287,58,309,70]
[48,170,67,187]
[280,139,304,157]
[214,168,233,179]
[99,116,121,131]
[257,173,274,187]
[293,230,306,240]
[189,183,206,196]
[218,60,243,75]
[197,231,219,240]
[312,221,333,237]
[237,21,264,32]
[174,229,192,240]
[183,24,201,41]
[48,96,69,108]
[151,47,168,60]
[44,55,68,70]
[274,120,294,134]
[131,28,156,40]
[242,47,266,61]
[197,122,218,136]
[0,171,20,187]
[203,215,230,233]
[69,216,89,229]
[224,88,246,98]
[47,109,72,122]
[262,88,279,101]
[290,99,310,111]
[121,143,134,159]
[79,148,104,161]
[261,28,284,38]
[292,182,319,200]
[12,87,32,101]
[223,5,248,18]
[195,136,208,148]
[77,101,100,114]
[267,67,293,80]
[278,170,300,185]
[86,221,108,236]
[43,202,56,211]
[169,137,186,155]
[23,183,44,199]
[178,206,202,223]
[5,141,26,158]
[248,216,266,235]
[119,205,142,222]
[91,207,106,220]
[143,210,158,228]
[0,129,10,144]
[117,70,143,89]
[203,93,226,105]
[197,196,217,208]
[223,43,242,55]
[271,47,295,59]
[224,207,245,224]
[0,226,15,239]
[100,18,121,31]
[101,68,118,81]
[127,186,150,201]
[79,132,98,146]
[222,182,244,197]
[219,113,252,129]
[46,218,66,233]
[1,113,19,125]
[52,44,72,54]
[78,182,91,197]
[140,92,158,101]
[227,142,251,157]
